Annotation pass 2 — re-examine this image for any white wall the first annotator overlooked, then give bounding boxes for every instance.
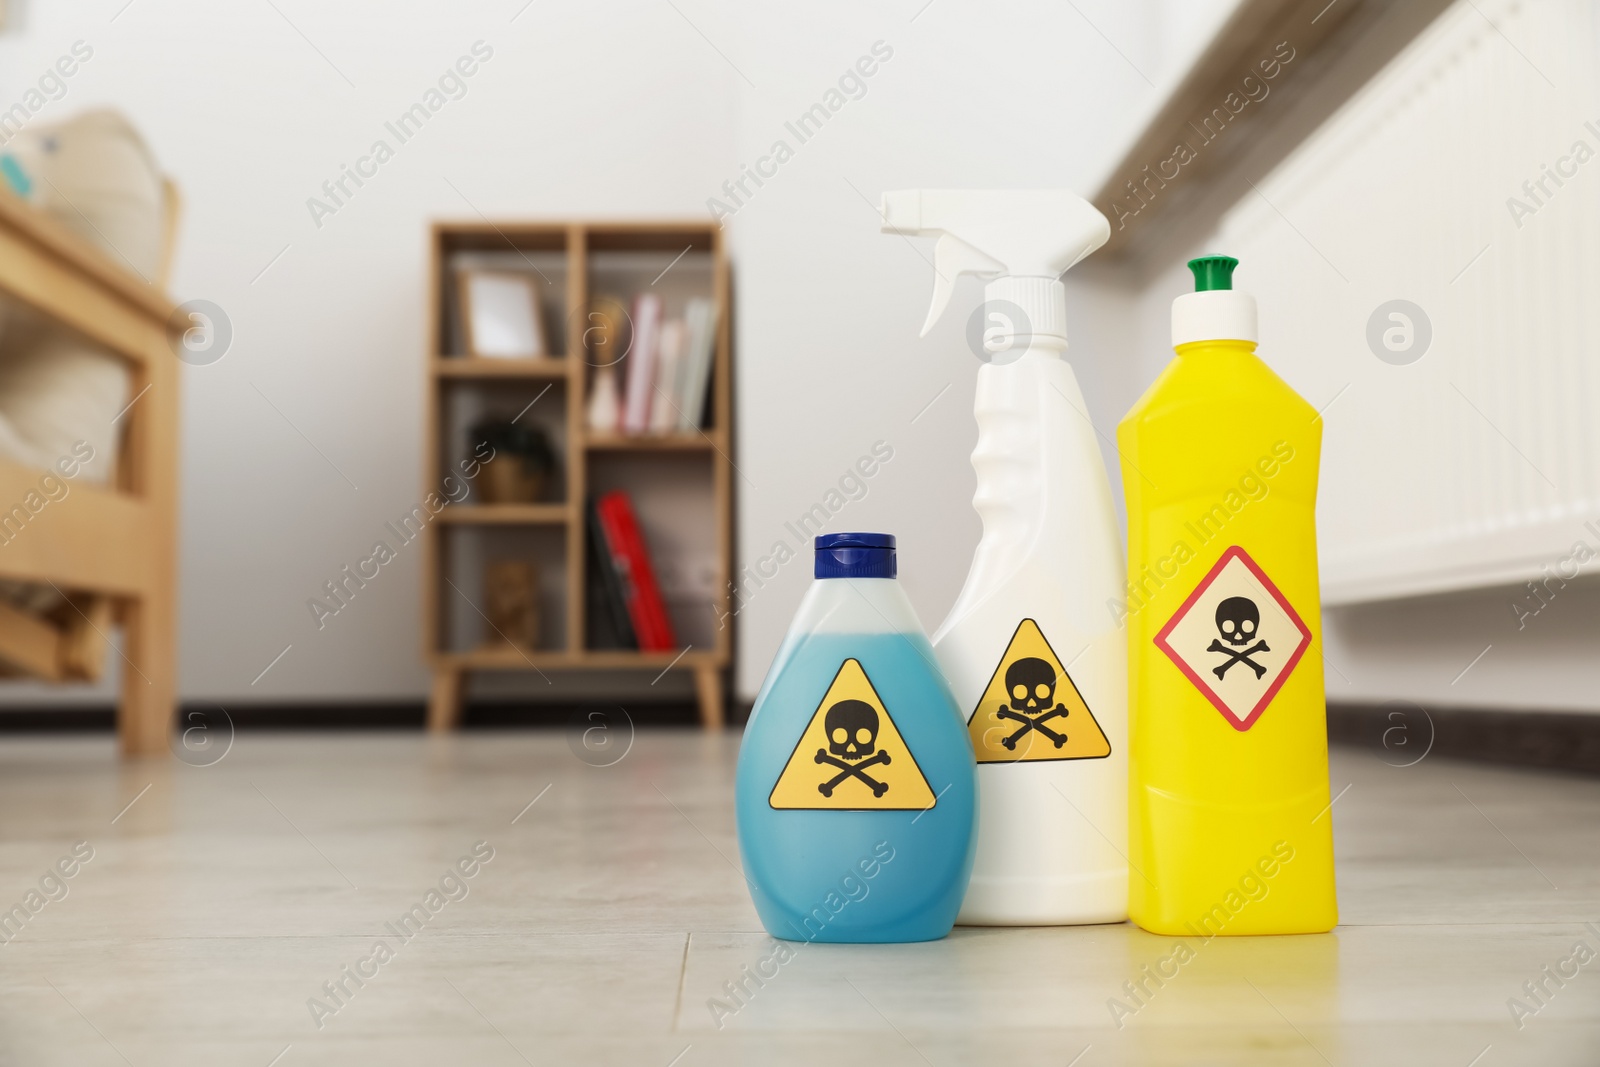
[0,0,1233,706]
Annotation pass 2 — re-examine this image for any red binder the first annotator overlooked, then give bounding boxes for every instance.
[594,491,678,651]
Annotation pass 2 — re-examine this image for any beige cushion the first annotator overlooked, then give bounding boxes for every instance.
[5,108,165,281]
[0,323,126,485]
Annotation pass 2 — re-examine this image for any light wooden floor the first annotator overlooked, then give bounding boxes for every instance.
[0,729,1595,1065]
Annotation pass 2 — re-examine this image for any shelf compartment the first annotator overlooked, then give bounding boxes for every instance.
[440,524,568,655]
[441,235,570,358]
[584,237,719,437]
[586,451,720,653]
[440,377,568,507]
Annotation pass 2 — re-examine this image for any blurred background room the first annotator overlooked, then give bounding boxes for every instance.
[0,0,1594,1062]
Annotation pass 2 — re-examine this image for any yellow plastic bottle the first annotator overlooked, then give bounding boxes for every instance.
[1117,255,1336,936]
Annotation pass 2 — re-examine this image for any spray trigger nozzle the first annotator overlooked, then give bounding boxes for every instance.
[880,188,1111,341]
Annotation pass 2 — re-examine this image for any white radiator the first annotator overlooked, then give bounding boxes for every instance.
[1207,0,1600,605]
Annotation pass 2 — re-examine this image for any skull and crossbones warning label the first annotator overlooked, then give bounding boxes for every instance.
[1154,545,1312,731]
[965,619,1111,764]
[768,658,936,811]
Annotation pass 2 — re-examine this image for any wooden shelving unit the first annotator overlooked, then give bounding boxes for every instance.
[423,221,732,730]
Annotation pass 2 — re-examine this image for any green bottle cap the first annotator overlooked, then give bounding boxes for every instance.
[1188,255,1238,292]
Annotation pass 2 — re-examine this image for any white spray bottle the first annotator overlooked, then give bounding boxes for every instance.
[881,189,1127,925]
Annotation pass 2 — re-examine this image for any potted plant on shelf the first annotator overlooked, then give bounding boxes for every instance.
[471,418,557,504]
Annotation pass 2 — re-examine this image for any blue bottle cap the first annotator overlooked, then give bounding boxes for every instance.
[814,532,897,579]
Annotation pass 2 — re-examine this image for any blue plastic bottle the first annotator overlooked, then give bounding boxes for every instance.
[735,533,977,943]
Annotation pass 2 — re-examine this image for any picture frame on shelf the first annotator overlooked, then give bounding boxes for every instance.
[458,269,546,359]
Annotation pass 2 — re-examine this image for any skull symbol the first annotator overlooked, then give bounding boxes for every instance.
[1215,597,1260,647]
[825,700,878,761]
[1004,658,1057,714]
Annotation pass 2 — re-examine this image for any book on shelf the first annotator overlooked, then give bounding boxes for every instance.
[585,497,636,650]
[649,319,686,434]
[590,491,679,652]
[677,297,717,433]
[620,293,662,435]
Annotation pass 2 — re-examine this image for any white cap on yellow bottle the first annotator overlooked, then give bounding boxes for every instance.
[1172,255,1257,347]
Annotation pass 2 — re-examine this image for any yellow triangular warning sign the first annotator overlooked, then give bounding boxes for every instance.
[967,619,1111,764]
[769,658,937,811]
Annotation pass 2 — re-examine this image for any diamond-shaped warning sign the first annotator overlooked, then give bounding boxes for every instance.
[1154,546,1312,731]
